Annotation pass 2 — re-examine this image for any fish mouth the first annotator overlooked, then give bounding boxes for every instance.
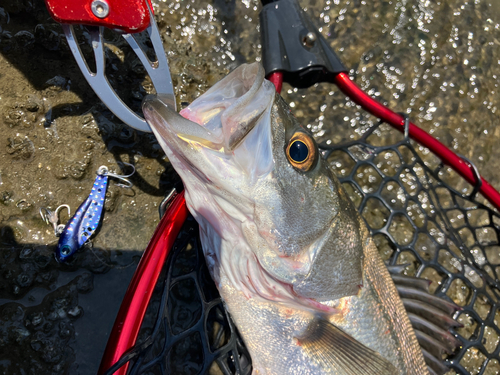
[142,95,223,151]
[142,63,274,154]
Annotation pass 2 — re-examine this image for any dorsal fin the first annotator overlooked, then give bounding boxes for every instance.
[396,285,460,315]
[388,269,462,375]
[296,318,398,375]
[402,298,462,329]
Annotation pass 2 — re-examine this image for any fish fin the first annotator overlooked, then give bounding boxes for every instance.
[390,274,431,293]
[386,263,410,274]
[388,269,461,373]
[402,298,462,330]
[388,267,461,315]
[408,313,462,351]
[414,329,456,355]
[296,318,398,375]
[421,348,450,375]
[396,285,461,315]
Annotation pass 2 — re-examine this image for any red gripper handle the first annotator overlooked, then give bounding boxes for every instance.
[44,0,152,33]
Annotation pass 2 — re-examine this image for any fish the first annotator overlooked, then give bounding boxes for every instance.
[142,62,430,374]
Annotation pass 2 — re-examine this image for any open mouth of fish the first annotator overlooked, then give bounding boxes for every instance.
[143,63,273,158]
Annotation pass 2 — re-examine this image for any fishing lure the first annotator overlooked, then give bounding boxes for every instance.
[55,164,134,262]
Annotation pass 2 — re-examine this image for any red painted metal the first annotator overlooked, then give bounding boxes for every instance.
[267,71,283,94]
[43,0,152,33]
[333,72,500,211]
[98,191,188,375]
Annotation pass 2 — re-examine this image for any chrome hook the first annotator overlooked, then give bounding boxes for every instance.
[97,162,135,188]
[39,204,71,236]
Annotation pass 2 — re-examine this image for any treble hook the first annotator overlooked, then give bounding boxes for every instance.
[39,204,71,236]
[97,162,135,188]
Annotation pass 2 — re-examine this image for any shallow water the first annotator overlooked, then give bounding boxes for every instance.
[1,0,500,374]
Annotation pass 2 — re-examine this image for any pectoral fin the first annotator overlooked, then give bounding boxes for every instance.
[296,319,398,375]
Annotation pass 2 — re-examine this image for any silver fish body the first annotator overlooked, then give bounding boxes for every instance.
[143,63,429,375]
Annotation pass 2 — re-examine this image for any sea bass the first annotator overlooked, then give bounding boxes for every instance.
[143,63,429,374]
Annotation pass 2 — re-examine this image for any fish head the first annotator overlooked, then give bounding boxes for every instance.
[143,63,363,305]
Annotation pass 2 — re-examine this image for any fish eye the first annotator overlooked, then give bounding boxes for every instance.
[286,132,317,171]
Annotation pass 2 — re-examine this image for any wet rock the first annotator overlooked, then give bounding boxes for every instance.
[33,248,52,269]
[0,246,58,300]
[26,312,43,327]
[2,97,44,128]
[14,327,30,343]
[81,139,94,152]
[0,278,84,371]
[66,306,82,319]
[130,60,147,78]
[58,321,73,339]
[90,109,120,138]
[13,30,35,49]
[0,8,8,25]
[2,0,35,14]
[30,336,42,352]
[19,247,35,260]
[1,303,24,322]
[16,199,32,211]
[34,23,63,51]
[17,263,37,287]
[16,271,34,288]
[75,272,93,294]
[52,156,92,180]
[45,75,69,90]
[25,100,39,113]
[118,125,135,143]
[39,337,63,363]
[0,190,13,205]
[51,157,69,180]
[68,158,91,180]
[4,107,27,127]
[34,270,58,285]
[6,135,35,160]
[104,187,119,212]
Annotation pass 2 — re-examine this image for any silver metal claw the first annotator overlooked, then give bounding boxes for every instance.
[61,1,175,132]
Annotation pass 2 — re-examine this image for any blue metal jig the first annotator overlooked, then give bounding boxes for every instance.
[55,164,134,262]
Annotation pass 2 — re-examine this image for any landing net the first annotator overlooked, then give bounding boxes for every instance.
[104,118,500,375]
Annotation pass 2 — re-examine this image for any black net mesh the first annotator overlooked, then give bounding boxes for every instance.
[104,119,500,375]
[103,215,252,375]
[322,122,500,375]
